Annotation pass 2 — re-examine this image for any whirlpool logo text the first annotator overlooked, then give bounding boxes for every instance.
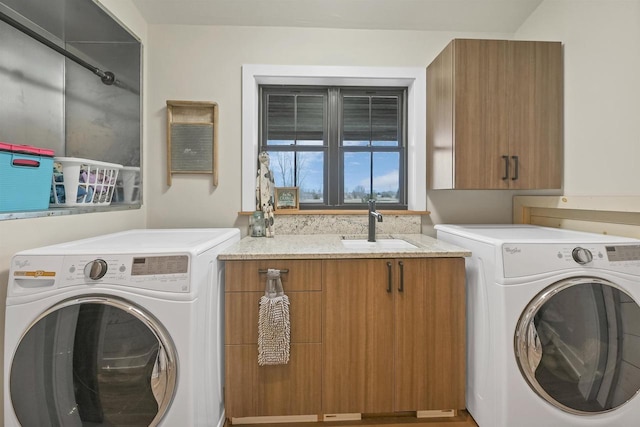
[15,259,30,268]
[504,246,522,255]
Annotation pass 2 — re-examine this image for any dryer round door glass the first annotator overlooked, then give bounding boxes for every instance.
[515,277,640,415]
[9,296,177,427]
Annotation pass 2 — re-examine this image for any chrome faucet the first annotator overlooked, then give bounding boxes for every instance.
[368,199,383,242]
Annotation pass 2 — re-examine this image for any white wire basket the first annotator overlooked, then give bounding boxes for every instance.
[50,157,122,206]
[113,166,141,204]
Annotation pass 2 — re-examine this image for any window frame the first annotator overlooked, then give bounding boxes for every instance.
[337,87,407,209]
[241,64,426,212]
[259,86,329,206]
[259,85,407,209]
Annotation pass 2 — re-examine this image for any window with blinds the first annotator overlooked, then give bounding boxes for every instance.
[260,86,407,209]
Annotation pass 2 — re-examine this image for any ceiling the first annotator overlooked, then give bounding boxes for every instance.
[130,0,544,33]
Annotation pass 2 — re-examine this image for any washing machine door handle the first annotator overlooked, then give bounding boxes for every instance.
[525,320,543,373]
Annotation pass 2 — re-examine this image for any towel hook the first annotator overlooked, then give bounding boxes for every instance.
[258,269,289,274]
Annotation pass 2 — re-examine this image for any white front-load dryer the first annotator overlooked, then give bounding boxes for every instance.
[436,224,640,427]
[4,228,240,427]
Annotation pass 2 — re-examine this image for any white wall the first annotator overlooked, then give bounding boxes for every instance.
[144,25,525,232]
[141,0,640,230]
[425,0,640,230]
[515,0,640,195]
[0,1,148,421]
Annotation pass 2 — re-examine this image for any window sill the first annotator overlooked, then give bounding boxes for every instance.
[238,210,430,216]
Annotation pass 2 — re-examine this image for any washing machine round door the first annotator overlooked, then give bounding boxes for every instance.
[515,277,640,415]
[9,296,177,427]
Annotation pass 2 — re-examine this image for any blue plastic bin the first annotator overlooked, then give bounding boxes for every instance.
[0,142,55,212]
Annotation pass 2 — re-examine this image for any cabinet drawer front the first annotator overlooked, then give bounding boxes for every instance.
[225,260,322,292]
[225,343,322,418]
[226,291,322,344]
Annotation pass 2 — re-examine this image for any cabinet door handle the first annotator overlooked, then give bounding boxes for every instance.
[511,155,519,181]
[502,155,509,180]
[386,262,392,293]
[258,269,289,274]
[398,261,404,292]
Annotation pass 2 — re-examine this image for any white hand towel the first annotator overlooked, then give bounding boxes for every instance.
[258,269,290,365]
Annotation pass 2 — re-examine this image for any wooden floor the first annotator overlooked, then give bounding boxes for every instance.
[226,412,478,427]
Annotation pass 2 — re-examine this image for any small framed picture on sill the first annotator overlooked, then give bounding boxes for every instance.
[275,187,299,210]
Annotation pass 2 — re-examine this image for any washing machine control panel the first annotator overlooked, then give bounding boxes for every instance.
[9,254,192,297]
[503,243,640,277]
[60,254,191,292]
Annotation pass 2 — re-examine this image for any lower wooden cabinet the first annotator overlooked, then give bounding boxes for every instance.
[394,258,466,411]
[224,257,465,421]
[323,259,394,414]
[224,260,322,420]
[322,258,465,415]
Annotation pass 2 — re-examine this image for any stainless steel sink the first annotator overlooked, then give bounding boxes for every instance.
[340,238,418,250]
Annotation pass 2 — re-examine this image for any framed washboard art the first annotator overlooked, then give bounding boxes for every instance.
[166,100,218,186]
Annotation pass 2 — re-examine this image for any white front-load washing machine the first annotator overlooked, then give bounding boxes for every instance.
[435,224,640,427]
[4,228,240,427]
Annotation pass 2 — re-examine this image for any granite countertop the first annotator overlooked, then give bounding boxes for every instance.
[218,233,471,260]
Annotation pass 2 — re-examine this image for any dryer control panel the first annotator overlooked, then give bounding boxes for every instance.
[502,243,640,278]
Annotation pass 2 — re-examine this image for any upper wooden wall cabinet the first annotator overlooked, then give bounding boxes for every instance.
[427,39,563,189]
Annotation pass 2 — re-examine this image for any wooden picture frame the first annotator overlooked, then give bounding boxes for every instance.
[275,187,299,210]
[166,100,218,186]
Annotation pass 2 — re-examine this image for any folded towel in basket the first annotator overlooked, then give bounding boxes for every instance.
[258,269,290,366]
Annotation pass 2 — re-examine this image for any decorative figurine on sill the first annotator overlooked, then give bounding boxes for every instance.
[256,151,276,237]
[264,203,275,238]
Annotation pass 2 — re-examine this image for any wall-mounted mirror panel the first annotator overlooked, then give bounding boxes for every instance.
[0,0,142,219]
